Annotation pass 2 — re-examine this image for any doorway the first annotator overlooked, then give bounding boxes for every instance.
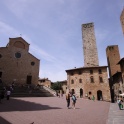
[80,88,83,98]
[71,89,75,94]
[26,75,32,84]
[0,72,2,78]
[97,90,103,100]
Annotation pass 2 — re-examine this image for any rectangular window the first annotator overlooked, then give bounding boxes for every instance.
[79,79,82,83]
[90,70,93,74]
[90,76,94,83]
[98,69,102,74]
[99,77,103,83]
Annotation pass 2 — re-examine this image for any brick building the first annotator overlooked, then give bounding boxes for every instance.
[0,37,40,86]
[106,45,122,102]
[106,45,121,77]
[66,23,111,101]
[38,78,51,88]
[66,66,110,101]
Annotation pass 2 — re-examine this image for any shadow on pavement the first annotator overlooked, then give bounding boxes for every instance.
[0,98,61,112]
[0,116,11,124]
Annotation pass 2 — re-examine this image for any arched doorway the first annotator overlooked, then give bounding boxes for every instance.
[72,89,75,95]
[97,90,103,100]
[80,88,83,98]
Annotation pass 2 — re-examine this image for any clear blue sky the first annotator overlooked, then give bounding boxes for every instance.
[0,0,124,82]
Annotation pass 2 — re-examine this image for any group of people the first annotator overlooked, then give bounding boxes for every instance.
[66,90,77,109]
[0,87,11,103]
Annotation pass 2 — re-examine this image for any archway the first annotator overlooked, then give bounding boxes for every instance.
[80,88,83,98]
[97,90,103,100]
[71,89,75,95]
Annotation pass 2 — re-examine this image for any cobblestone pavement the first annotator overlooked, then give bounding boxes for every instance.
[0,96,110,124]
[106,102,124,124]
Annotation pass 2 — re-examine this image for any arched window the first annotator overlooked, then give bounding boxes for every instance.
[79,79,82,83]
[71,79,74,84]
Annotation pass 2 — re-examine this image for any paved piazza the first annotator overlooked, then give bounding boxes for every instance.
[0,96,110,124]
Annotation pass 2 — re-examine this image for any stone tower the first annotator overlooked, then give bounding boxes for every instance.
[82,22,99,67]
[120,8,124,35]
[106,45,121,77]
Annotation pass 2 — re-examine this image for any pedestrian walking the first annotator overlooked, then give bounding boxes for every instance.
[72,93,77,109]
[117,97,123,110]
[92,95,95,101]
[6,88,11,100]
[66,90,71,109]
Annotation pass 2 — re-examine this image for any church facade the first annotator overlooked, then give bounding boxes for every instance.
[0,37,40,86]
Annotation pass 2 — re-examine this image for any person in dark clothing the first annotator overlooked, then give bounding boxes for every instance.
[66,90,71,109]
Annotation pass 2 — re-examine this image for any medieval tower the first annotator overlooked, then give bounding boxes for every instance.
[120,8,124,35]
[82,23,99,67]
[106,45,121,77]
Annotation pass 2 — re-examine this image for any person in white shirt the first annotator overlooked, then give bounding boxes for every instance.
[6,89,11,100]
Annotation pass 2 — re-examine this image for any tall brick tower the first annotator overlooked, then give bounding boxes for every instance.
[82,22,99,67]
[106,45,121,77]
[120,8,124,35]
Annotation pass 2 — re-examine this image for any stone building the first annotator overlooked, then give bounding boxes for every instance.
[0,37,40,86]
[106,45,122,102]
[118,58,124,83]
[82,23,99,67]
[38,78,51,88]
[120,8,124,35]
[106,45,121,77]
[57,80,67,94]
[66,23,111,101]
[66,66,110,101]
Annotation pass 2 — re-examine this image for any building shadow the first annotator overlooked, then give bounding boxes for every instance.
[0,116,11,124]
[0,98,61,112]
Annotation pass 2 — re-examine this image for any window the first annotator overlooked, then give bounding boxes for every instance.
[90,70,93,74]
[71,72,74,76]
[89,91,92,95]
[31,62,35,66]
[90,76,94,83]
[79,79,82,83]
[71,79,74,84]
[0,54,2,58]
[78,71,82,75]
[98,69,102,74]
[15,52,21,58]
[99,76,103,83]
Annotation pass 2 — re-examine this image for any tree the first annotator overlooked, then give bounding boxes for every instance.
[51,81,62,91]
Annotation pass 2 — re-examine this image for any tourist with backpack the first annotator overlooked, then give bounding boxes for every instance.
[72,93,77,109]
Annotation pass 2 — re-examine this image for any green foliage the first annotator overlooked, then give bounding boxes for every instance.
[51,81,62,91]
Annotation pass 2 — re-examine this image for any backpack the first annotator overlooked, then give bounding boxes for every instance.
[72,95,76,101]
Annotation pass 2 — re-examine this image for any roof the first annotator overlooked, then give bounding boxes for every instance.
[112,71,122,77]
[9,37,30,45]
[65,66,108,72]
[117,57,124,64]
